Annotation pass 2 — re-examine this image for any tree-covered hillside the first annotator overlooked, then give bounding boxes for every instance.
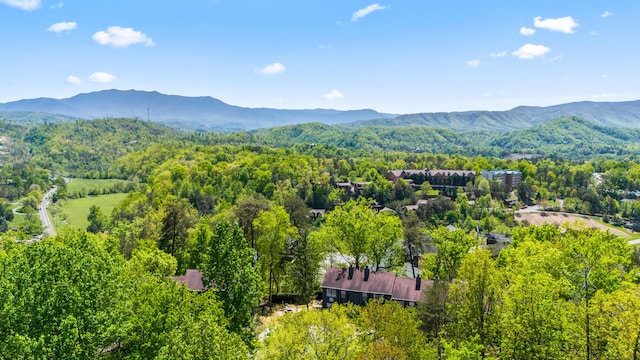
[490,116,640,157]
[351,99,640,131]
[19,118,183,178]
[249,122,495,155]
[247,117,640,159]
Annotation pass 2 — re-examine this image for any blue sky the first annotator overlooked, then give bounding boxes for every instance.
[1,0,638,114]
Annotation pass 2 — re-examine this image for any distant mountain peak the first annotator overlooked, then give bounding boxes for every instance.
[0,89,393,131]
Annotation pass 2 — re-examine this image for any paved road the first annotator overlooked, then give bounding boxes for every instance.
[516,205,541,214]
[39,185,57,237]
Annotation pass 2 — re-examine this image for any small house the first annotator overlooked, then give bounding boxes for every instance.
[170,269,207,291]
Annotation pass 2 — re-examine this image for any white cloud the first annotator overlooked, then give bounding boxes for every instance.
[47,21,77,33]
[590,31,599,36]
[66,75,81,85]
[0,0,40,10]
[512,43,551,59]
[533,16,579,34]
[490,51,507,58]
[520,27,536,36]
[467,59,480,68]
[50,1,63,8]
[352,4,387,22]
[323,90,344,100]
[88,72,116,83]
[93,26,155,47]
[601,11,613,18]
[601,74,608,78]
[256,62,286,75]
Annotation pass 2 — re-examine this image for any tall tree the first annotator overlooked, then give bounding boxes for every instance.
[447,249,500,358]
[313,197,403,270]
[159,197,196,258]
[259,305,360,360]
[402,212,427,277]
[202,220,264,341]
[358,299,429,360]
[234,193,271,249]
[254,206,297,303]
[87,204,107,233]
[156,292,249,360]
[562,227,631,360]
[422,226,477,281]
[290,233,326,307]
[283,196,312,236]
[498,238,574,359]
[183,217,212,270]
[368,211,405,272]
[0,230,124,359]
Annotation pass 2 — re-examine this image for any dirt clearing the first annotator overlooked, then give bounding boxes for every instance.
[516,212,629,238]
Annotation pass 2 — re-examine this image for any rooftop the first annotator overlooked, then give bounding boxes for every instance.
[321,267,429,303]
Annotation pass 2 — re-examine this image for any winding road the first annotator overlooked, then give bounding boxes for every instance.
[39,185,57,237]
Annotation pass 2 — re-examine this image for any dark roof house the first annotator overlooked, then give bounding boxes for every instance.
[321,267,430,308]
[170,269,207,291]
[485,232,513,258]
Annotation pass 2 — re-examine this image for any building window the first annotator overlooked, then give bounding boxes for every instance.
[327,288,337,298]
[340,290,346,299]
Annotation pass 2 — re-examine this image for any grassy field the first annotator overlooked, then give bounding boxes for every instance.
[54,193,128,230]
[8,212,30,229]
[66,178,130,195]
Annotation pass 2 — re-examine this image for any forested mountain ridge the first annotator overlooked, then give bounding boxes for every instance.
[248,122,493,155]
[490,116,640,155]
[1,90,639,133]
[0,89,395,131]
[3,116,640,180]
[3,118,184,178]
[248,117,640,159]
[0,111,79,124]
[351,99,640,131]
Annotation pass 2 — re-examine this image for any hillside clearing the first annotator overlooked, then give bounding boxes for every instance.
[516,212,630,238]
[54,193,128,230]
[66,178,131,195]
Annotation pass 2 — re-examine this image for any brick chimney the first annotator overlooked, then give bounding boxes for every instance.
[364,266,370,281]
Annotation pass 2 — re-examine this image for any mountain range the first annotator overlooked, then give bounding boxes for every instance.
[0,89,639,132]
[0,90,394,131]
[350,100,640,132]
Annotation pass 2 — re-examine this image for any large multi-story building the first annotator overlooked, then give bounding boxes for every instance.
[481,169,522,190]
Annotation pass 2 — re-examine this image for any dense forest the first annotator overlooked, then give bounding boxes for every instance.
[2,117,640,358]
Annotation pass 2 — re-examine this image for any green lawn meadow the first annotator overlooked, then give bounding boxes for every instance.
[66,178,130,196]
[54,193,128,230]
